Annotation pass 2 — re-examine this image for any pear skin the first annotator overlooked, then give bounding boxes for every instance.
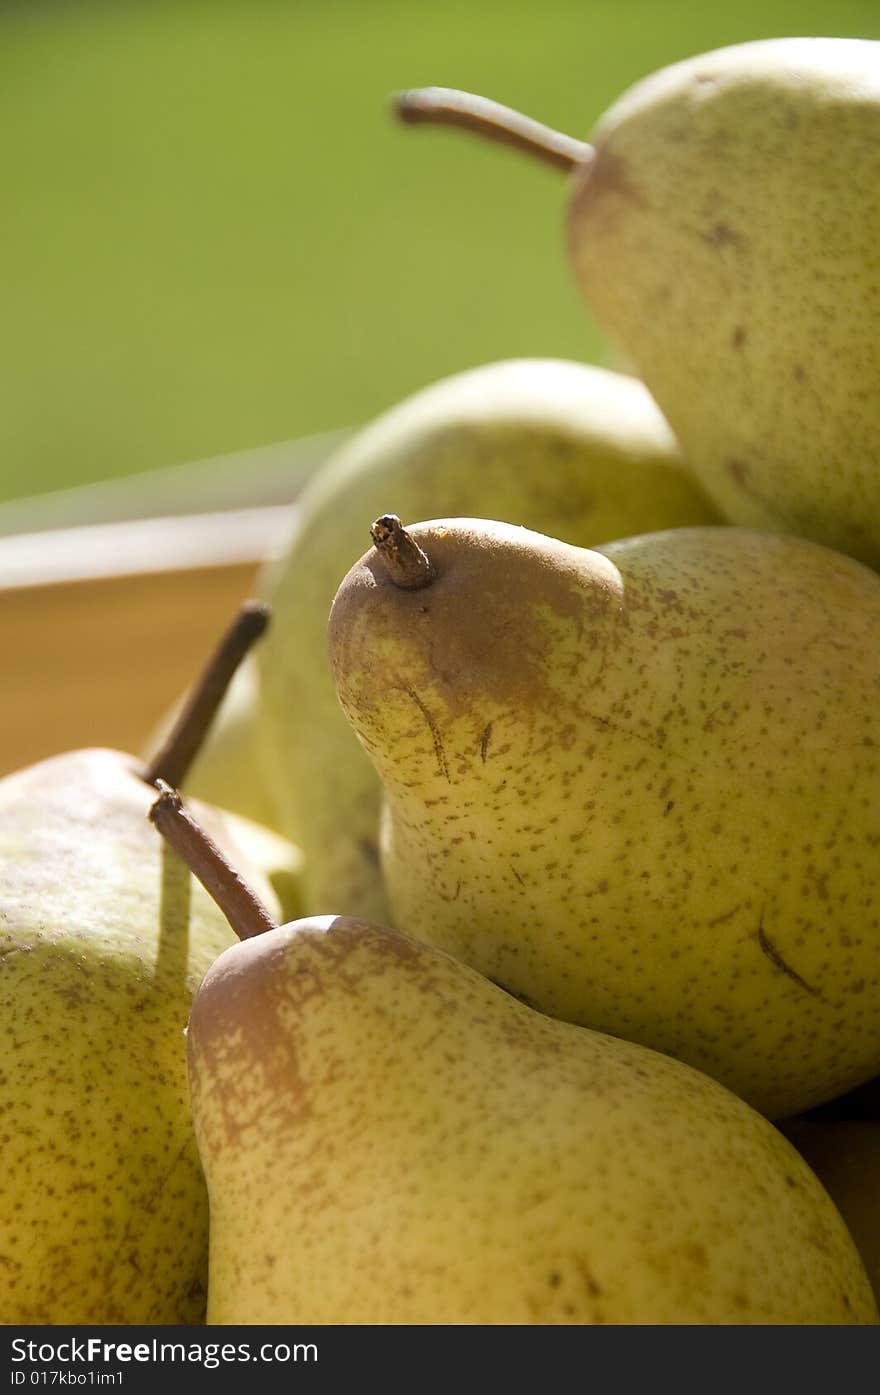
[256,359,719,921]
[0,747,285,1324]
[188,914,876,1324]
[567,37,880,566]
[329,519,880,1119]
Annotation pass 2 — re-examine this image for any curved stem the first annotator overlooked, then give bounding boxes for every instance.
[392,88,593,174]
[149,782,277,941]
[143,599,270,789]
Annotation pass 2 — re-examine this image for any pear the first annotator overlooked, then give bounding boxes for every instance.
[0,603,294,1323]
[566,38,880,567]
[329,517,880,1119]
[256,358,719,920]
[396,40,880,566]
[186,910,875,1323]
[0,748,281,1323]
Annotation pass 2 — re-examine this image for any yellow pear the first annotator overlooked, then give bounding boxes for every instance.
[329,517,880,1118]
[396,40,880,565]
[0,748,285,1323]
[566,38,880,567]
[0,600,294,1322]
[256,359,719,920]
[187,911,876,1324]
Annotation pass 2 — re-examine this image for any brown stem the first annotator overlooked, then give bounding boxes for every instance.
[392,88,593,174]
[143,599,271,789]
[370,515,436,590]
[149,782,277,940]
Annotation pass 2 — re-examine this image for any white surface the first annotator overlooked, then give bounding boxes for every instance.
[0,504,295,589]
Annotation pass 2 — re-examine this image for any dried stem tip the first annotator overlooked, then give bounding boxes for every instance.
[392,88,593,175]
[149,782,277,941]
[370,515,436,590]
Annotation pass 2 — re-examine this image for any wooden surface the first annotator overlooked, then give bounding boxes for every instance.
[1,560,264,777]
[0,435,315,777]
[0,465,301,777]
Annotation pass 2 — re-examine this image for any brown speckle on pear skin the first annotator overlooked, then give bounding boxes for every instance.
[480,722,494,763]
[756,918,822,999]
[726,458,751,487]
[401,685,450,782]
[700,222,746,249]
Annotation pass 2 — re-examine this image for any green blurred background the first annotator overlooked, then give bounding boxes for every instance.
[2,0,878,505]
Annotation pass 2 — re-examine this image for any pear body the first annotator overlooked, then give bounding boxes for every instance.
[0,747,285,1324]
[257,359,718,920]
[329,520,880,1118]
[567,37,880,566]
[189,915,875,1324]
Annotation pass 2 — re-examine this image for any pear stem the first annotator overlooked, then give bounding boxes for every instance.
[392,88,593,174]
[370,515,435,589]
[142,600,271,790]
[149,782,277,941]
